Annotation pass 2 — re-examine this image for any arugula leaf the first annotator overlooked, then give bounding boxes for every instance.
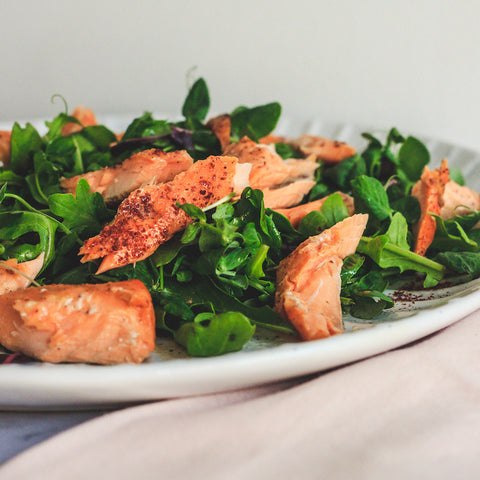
[429,215,478,253]
[174,311,255,356]
[48,179,113,237]
[10,123,43,175]
[0,211,57,268]
[357,236,445,287]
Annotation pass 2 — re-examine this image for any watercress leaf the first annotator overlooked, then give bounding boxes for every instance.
[245,244,269,278]
[174,311,255,357]
[322,154,366,191]
[351,175,393,223]
[275,142,296,159]
[177,202,206,222]
[449,168,465,186]
[230,102,281,142]
[168,277,295,334]
[298,211,328,237]
[182,78,210,122]
[398,136,430,182]
[434,251,480,280]
[152,237,185,266]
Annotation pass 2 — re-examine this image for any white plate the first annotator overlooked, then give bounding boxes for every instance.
[1,118,480,409]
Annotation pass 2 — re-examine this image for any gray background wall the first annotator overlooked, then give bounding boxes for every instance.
[1,0,479,150]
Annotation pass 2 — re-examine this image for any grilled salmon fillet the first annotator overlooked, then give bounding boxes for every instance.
[60,149,193,204]
[411,159,449,256]
[224,137,317,190]
[80,155,246,273]
[262,180,316,209]
[274,214,368,341]
[0,280,155,364]
[290,134,356,163]
[0,253,45,295]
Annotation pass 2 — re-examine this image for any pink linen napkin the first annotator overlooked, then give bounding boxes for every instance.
[1,311,479,480]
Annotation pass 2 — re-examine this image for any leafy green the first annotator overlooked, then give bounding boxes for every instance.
[357,236,445,287]
[174,311,255,356]
[48,179,113,238]
[182,78,210,122]
[230,103,281,142]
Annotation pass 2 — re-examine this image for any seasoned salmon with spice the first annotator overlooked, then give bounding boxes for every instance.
[275,192,355,228]
[80,155,250,273]
[0,280,155,364]
[61,106,98,136]
[290,134,356,163]
[60,149,193,204]
[224,137,317,189]
[262,180,316,209]
[0,253,45,295]
[411,159,449,256]
[274,214,368,341]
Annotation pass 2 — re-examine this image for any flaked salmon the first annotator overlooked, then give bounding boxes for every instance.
[440,180,480,220]
[61,106,98,136]
[274,214,368,341]
[0,253,45,295]
[80,155,248,273]
[206,114,231,151]
[60,149,193,204]
[262,180,316,209]
[290,134,356,163]
[0,280,155,364]
[224,137,316,190]
[411,159,449,256]
[0,130,11,167]
[275,192,355,228]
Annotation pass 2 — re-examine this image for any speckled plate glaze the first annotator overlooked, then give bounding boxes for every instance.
[1,116,479,409]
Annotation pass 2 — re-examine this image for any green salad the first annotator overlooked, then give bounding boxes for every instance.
[2,77,480,360]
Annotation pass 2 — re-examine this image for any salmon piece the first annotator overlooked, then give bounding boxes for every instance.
[262,180,316,209]
[0,253,45,295]
[274,214,368,341]
[258,134,288,144]
[290,134,356,163]
[411,159,449,256]
[224,137,315,190]
[80,155,246,273]
[284,156,319,178]
[275,192,355,228]
[60,149,193,204]
[0,280,155,364]
[440,180,480,220]
[207,114,231,151]
[61,106,98,136]
[0,130,11,167]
